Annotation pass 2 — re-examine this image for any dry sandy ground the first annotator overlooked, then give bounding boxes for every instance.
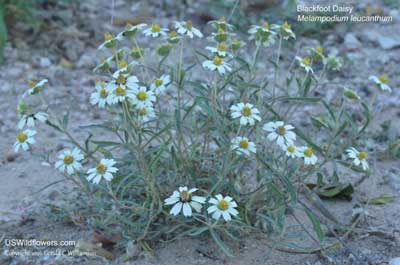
[1,0,400,264]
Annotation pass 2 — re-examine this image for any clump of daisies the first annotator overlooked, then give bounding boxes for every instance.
[14,18,384,256]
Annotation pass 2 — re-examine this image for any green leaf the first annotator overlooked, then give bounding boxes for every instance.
[366,194,396,205]
[314,183,354,200]
[304,209,325,243]
[209,228,233,257]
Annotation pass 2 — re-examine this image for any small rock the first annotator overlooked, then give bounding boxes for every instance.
[389,258,400,265]
[39,57,52,68]
[344,33,361,51]
[5,152,18,162]
[126,240,141,258]
[77,53,96,69]
[377,36,400,50]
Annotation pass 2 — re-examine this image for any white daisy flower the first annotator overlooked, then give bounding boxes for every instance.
[271,21,296,40]
[207,17,235,31]
[174,20,203,38]
[87,159,118,184]
[207,194,238,221]
[164,186,206,217]
[107,73,139,104]
[283,144,301,158]
[230,102,261,126]
[369,75,392,92]
[55,148,84,175]
[205,42,230,57]
[117,23,147,38]
[209,28,232,43]
[263,121,296,147]
[202,56,232,75]
[296,56,314,74]
[143,23,168,38]
[90,82,113,108]
[130,86,156,108]
[137,105,156,123]
[346,147,369,171]
[299,146,318,165]
[231,136,256,156]
[17,112,48,129]
[150,74,170,95]
[248,22,276,47]
[13,130,36,152]
[23,79,48,97]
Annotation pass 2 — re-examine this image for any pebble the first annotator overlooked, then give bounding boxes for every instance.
[389,258,400,265]
[39,57,52,68]
[126,240,141,258]
[344,33,361,51]
[5,152,19,162]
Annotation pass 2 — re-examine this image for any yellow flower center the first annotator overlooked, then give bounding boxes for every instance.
[241,106,251,117]
[116,74,126,85]
[136,91,147,101]
[302,57,311,66]
[358,151,367,160]
[104,33,113,41]
[213,56,222,66]
[16,132,27,143]
[169,31,177,38]
[218,42,226,51]
[116,86,126,96]
[100,88,108,98]
[282,21,291,29]
[118,60,128,69]
[219,16,225,22]
[28,80,36,88]
[63,155,74,165]
[217,28,225,34]
[151,24,160,33]
[304,148,313,157]
[378,74,388,84]
[277,126,286,135]
[316,46,323,54]
[154,79,163,87]
[186,20,193,29]
[287,145,295,153]
[262,22,269,29]
[239,139,249,149]
[96,163,106,174]
[139,108,147,116]
[180,191,192,202]
[217,199,229,211]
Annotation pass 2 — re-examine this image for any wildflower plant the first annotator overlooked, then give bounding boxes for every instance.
[15,18,393,257]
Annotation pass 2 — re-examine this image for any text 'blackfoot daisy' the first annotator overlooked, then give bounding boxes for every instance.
[230,103,261,126]
[55,148,84,175]
[207,194,238,221]
[346,147,369,171]
[14,130,36,152]
[164,187,206,217]
[87,159,118,184]
[263,121,296,147]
